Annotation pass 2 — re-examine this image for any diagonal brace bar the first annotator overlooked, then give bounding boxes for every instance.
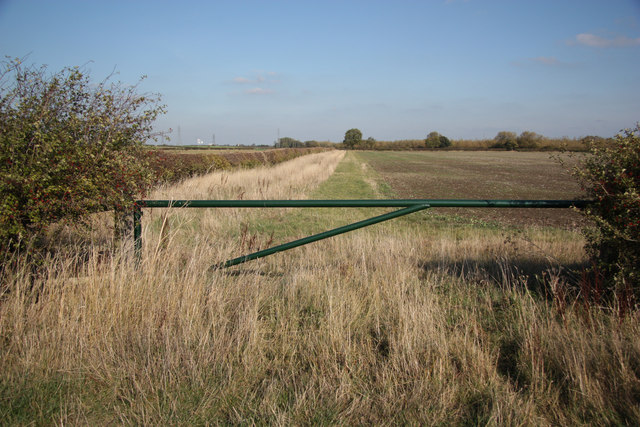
[216,203,431,269]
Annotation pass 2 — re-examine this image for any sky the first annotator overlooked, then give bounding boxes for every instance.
[1,0,639,145]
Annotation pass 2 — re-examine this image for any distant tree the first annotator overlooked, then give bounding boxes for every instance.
[493,131,518,150]
[363,137,376,149]
[304,140,319,147]
[425,131,451,148]
[343,128,363,149]
[517,131,545,149]
[438,135,451,148]
[425,131,440,148]
[275,137,303,148]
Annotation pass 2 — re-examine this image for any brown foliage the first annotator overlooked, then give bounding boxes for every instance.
[145,148,328,184]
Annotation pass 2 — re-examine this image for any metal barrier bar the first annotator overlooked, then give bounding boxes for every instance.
[133,199,590,267]
[217,203,430,268]
[138,199,589,209]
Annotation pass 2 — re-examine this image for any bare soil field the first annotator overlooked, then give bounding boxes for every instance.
[358,150,586,228]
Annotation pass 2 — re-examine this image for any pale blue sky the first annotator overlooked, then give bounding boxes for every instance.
[1,0,639,145]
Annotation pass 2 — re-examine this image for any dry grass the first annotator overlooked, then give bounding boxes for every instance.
[151,150,344,200]
[1,151,639,425]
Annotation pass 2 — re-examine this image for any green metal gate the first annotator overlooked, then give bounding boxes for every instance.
[133,199,589,268]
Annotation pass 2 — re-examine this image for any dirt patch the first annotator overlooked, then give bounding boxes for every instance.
[359,151,587,229]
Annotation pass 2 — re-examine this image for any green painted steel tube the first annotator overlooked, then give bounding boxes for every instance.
[133,199,592,267]
[216,203,431,269]
[138,199,589,209]
[133,204,142,262]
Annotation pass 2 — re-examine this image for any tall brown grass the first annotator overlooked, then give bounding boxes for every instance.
[1,151,638,424]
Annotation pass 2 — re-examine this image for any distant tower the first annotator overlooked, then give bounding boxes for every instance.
[212,133,215,145]
[177,126,182,145]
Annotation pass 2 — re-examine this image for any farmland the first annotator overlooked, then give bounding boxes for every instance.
[2,150,639,425]
[359,150,585,228]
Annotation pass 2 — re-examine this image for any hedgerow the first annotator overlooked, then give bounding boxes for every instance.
[146,148,327,184]
[0,59,165,252]
[573,124,640,308]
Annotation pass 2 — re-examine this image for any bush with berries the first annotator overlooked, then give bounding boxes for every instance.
[573,124,640,305]
[0,59,165,253]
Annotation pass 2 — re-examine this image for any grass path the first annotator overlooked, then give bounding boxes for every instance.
[312,151,394,199]
[239,151,395,243]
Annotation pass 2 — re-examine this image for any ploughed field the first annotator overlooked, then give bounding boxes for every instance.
[359,150,586,228]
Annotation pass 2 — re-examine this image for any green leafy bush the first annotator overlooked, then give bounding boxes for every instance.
[363,137,376,149]
[517,131,545,149]
[438,135,451,148]
[425,131,439,148]
[0,59,165,251]
[573,125,640,305]
[492,131,518,150]
[425,131,451,148]
[275,137,304,148]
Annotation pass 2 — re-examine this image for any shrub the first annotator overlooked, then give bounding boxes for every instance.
[572,125,640,307]
[492,131,518,150]
[517,131,545,149]
[363,137,376,149]
[438,135,451,148]
[0,59,165,251]
[425,131,441,148]
[425,132,451,148]
[275,137,304,148]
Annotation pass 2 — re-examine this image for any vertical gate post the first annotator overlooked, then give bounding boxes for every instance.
[133,203,142,263]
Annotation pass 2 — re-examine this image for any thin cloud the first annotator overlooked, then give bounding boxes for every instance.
[573,33,640,48]
[231,71,280,95]
[232,72,279,85]
[531,56,560,65]
[245,87,274,95]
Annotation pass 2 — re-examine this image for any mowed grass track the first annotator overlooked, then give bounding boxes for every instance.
[2,151,639,425]
[358,150,585,228]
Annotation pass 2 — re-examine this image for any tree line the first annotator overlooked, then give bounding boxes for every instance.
[275,129,608,151]
[274,137,334,149]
